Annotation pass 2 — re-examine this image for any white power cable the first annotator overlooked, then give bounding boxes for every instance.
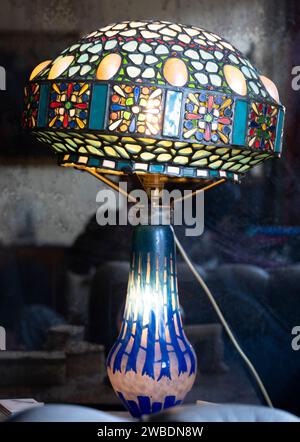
[174,233,273,408]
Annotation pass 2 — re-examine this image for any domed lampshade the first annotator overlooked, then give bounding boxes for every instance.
[23,20,285,183]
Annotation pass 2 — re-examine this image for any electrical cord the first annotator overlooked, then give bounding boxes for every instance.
[174,233,274,408]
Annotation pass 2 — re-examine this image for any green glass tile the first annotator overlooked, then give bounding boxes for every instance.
[239,165,250,172]
[210,160,223,169]
[230,163,242,171]
[126,98,134,106]
[78,147,88,153]
[124,111,131,120]
[88,157,101,167]
[117,161,132,171]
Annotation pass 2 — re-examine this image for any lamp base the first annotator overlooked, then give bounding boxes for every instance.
[106,224,197,417]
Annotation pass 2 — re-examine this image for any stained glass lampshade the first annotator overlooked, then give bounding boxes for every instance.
[23,20,285,417]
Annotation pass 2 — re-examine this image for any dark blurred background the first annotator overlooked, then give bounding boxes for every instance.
[0,0,300,416]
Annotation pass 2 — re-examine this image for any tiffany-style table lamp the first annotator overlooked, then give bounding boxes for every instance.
[23,20,285,417]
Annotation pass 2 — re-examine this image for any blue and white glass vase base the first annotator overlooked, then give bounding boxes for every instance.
[107,225,197,418]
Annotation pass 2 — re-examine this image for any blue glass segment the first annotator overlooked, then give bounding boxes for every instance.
[232,99,248,145]
[37,83,50,127]
[275,107,285,153]
[89,84,108,130]
[149,164,165,173]
[163,90,183,137]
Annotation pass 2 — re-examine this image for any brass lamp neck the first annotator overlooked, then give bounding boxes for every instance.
[139,174,166,197]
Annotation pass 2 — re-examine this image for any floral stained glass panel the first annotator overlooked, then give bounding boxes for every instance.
[22,83,40,129]
[247,102,278,150]
[108,84,163,136]
[183,92,233,144]
[48,82,90,130]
